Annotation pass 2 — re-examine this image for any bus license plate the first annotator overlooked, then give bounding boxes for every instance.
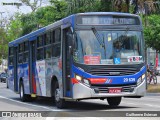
[109,88,122,93]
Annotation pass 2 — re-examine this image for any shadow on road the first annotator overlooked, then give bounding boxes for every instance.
[11,97,138,111]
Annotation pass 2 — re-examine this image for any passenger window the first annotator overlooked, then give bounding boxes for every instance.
[51,30,55,43]
[19,43,24,53]
[37,48,44,60]
[52,43,61,57]
[9,56,13,65]
[45,46,52,59]
[45,32,51,45]
[24,42,29,51]
[9,47,14,56]
[23,52,29,63]
[55,28,61,42]
[18,53,23,63]
[37,35,43,47]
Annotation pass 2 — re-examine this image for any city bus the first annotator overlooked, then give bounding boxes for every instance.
[8,12,146,108]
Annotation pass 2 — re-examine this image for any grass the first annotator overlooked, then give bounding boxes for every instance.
[147,83,160,93]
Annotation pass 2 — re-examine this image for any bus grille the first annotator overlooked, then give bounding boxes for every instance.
[91,84,137,93]
[88,67,138,76]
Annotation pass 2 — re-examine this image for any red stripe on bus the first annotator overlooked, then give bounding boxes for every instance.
[71,78,79,84]
[32,75,36,93]
[88,78,106,84]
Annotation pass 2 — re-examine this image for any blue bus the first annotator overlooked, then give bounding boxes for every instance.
[8,12,146,108]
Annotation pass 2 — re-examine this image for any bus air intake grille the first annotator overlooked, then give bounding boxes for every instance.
[91,84,137,93]
[88,67,138,76]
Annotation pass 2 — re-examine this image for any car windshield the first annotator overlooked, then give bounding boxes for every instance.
[73,30,144,65]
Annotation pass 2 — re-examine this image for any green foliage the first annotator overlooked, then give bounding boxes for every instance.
[7,13,22,41]
[144,15,160,51]
[0,28,8,59]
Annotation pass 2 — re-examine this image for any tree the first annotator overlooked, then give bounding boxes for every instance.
[7,13,23,40]
[144,15,160,51]
[19,0,43,12]
[0,28,8,59]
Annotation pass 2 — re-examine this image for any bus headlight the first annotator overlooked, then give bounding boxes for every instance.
[137,77,142,86]
[83,78,90,87]
[137,74,145,86]
[75,75,82,81]
[75,74,90,87]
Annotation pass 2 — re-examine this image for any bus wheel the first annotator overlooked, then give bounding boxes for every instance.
[54,81,66,109]
[19,81,31,102]
[107,97,121,107]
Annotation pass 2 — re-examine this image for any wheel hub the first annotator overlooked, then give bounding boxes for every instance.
[55,88,60,102]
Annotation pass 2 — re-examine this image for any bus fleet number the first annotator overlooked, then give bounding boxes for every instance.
[123,78,135,82]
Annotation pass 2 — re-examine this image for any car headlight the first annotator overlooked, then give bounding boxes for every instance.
[137,74,145,86]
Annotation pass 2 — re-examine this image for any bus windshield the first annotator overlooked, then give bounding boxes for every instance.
[73,30,144,65]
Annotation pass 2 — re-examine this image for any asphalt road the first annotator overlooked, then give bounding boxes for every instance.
[0,81,160,119]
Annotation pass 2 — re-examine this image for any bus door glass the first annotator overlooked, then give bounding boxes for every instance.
[29,40,37,94]
[62,27,73,97]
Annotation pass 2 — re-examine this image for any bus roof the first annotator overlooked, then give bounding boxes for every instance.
[8,12,140,47]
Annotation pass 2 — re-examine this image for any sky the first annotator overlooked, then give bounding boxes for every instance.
[0,0,49,27]
[0,0,49,19]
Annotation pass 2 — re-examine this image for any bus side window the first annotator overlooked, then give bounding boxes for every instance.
[52,43,60,57]
[52,28,61,57]
[37,48,44,60]
[18,43,24,64]
[45,46,52,59]
[55,28,61,42]
[9,56,13,65]
[9,47,14,66]
[37,35,44,60]
[51,30,55,43]
[23,41,29,63]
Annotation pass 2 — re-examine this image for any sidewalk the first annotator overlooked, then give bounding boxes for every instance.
[156,75,160,84]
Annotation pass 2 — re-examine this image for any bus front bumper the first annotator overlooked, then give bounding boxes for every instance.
[72,80,146,100]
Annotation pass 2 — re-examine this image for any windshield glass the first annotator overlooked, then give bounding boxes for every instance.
[73,30,144,65]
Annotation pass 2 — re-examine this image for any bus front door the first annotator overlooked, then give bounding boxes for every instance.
[29,40,36,95]
[62,27,72,98]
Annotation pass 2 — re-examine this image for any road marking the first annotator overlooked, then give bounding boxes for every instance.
[144,104,160,108]
[124,101,160,108]
[122,102,137,105]
[0,95,62,111]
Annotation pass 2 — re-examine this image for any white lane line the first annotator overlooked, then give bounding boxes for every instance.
[142,98,160,102]
[123,102,137,105]
[144,104,160,108]
[123,98,160,102]
[122,101,160,108]
[0,95,62,111]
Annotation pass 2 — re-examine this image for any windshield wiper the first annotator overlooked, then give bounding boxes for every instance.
[91,27,106,58]
[91,27,105,48]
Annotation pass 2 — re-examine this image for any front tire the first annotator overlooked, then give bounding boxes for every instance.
[107,97,121,107]
[19,81,32,102]
[54,81,66,109]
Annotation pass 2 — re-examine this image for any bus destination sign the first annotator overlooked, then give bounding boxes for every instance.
[77,15,140,25]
